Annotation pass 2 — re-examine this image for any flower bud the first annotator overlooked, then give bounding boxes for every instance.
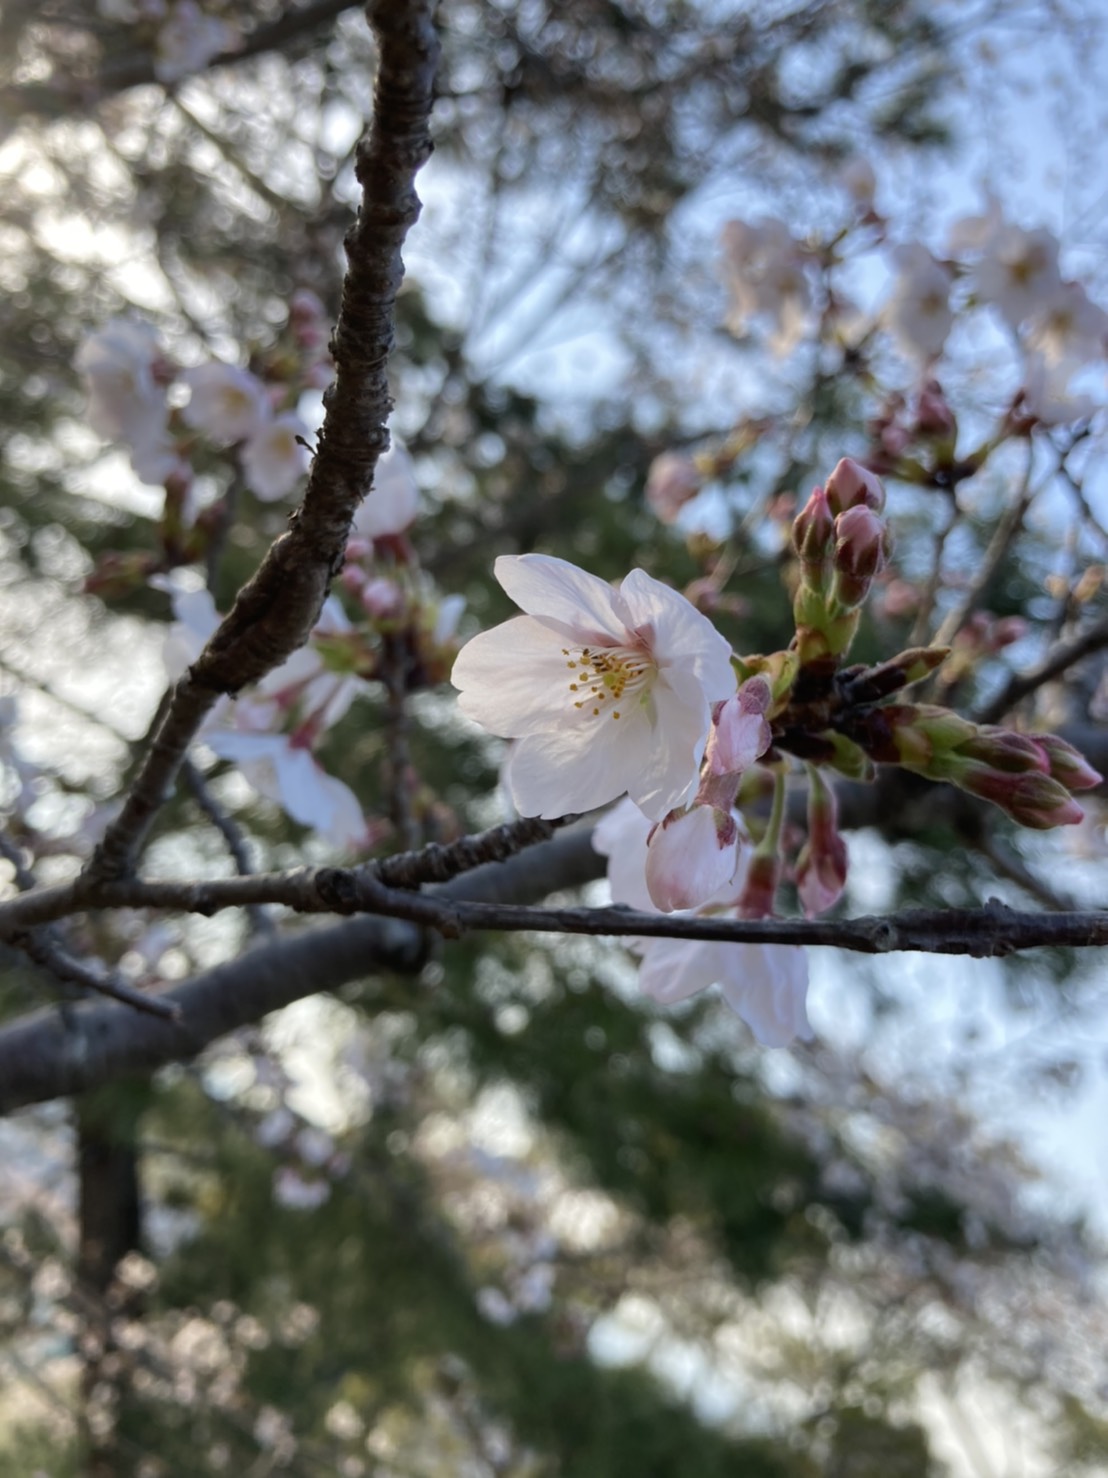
[645,452,702,523]
[736,849,780,920]
[915,380,957,439]
[959,767,1085,829]
[795,771,848,917]
[644,805,740,912]
[706,678,773,776]
[1030,733,1103,791]
[792,485,835,568]
[834,505,889,581]
[824,457,886,515]
[961,727,1050,776]
[988,616,1028,651]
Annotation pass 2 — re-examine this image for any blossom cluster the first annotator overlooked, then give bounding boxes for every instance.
[76,296,327,510]
[451,453,1101,1049]
[718,179,1108,429]
[452,552,808,1044]
[153,440,463,849]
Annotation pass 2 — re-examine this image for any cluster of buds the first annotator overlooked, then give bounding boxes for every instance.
[791,458,891,663]
[794,769,848,916]
[848,704,1101,829]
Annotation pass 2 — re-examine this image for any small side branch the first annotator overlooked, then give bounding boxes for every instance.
[975,613,1108,724]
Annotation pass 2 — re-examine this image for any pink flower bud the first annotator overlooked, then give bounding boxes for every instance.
[915,379,957,438]
[792,485,835,565]
[834,505,889,581]
[961,769,1085,829]
[736,850,780,920]
[706,678,773,776]
[795,771,848,917]
[644,805,740,912]
[290,288,327,324]
[1030,733,1103,792]
[645,452,702,523]
[963,727,1050,776]
[988,616,1027,651]
[824,457,886,515]
[361,576,403,619]
[878,578,922,618]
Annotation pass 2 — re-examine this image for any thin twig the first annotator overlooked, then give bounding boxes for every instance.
[2,836,177,1018]
[1,0,359,116]
[972,832,1074,912]
[932,442,1036,653]
[181,759,275,938]
[974,613,1108,725]
[3,853,1108,960]
[10,929,179,1021]
[376,815,570,889]
[908,489,958,648]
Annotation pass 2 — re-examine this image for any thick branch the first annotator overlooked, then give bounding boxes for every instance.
[0,831,599,1112]
[0,815,566,934]
[85,0,439,881]
[5,814,1108,1113]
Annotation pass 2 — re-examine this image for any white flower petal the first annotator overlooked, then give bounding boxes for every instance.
[638,937,724,1005]
[627,674,710,817]
[353,441,420,538]
[718,944,811,1046]
[506,715,654,818]
[644,805,737,912]
[453,617,594,737]
[619,568,736,699]
[592,798,656,915]
[494,554,630,643]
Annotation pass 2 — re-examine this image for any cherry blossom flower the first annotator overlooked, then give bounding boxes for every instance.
[129,431,191,489]
[1023,280,1108,370]
[644,452,702,524]
[593,798,811,1047]
[452,554,736,819]
[181,363,270,445]
[1019,353,1098,425]
[151,575,219,679]
[839,157,877,213]
[884,244,954,361]
[203,729,366,850]
[247,596,366,740]
[75,316,169,446]
[241,412,312,501]
[948,194,1005,254]
[720,217,812,354]
[352,441,420,539]
[704,678,773,778]
[972,223,1061,328]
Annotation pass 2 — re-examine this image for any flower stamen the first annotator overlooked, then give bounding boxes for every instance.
[562,644,655,721]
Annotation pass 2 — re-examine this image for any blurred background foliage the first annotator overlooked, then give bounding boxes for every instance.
[1,1,1107,1474]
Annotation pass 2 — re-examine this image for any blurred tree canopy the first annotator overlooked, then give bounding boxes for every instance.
[1,2,1108,1476]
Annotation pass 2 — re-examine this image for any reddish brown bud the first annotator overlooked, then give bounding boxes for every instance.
[825,457,886,515]
[793,485,835,567]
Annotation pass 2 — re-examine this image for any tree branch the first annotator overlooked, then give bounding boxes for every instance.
[0,1,360,118]
[975,615,1108,725]
[84,0,439,882]
[4,807,1108,1113]
[0,830,600,1112]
